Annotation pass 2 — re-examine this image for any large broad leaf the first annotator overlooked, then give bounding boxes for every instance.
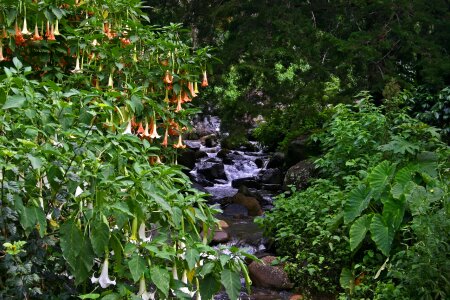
[150,266,170,298]
[368,160,395,198]
[220,269,241,300]
[19,206,47,237]
[185,248,200,271]
[128,254,147,282]
[90,219,110,257]
[60,221,84,270]
[73,238,95,285]
[349,214,372,251]
[370,214,395,256]
[339,268,354,290]
[27,154,43,169]
[2,95,26,109]
[381,196,405,230]
[344,184,372,223]
[199,274,222,300]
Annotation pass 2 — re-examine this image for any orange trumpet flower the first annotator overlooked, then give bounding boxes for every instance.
[31,23,43,41]
[201,70,208,87]
[161,126,169,147]
[173,135,186,149]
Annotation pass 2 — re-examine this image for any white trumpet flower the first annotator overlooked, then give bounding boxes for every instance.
[21,18,31,35]
[137,276,156,300]
[138,223,152,242]
[91,258,116,288]
[123,121,132,135]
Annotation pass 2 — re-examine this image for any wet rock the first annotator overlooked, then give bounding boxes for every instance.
[283,159,316,191]
[285,135,317,167]
[239,142,259,152]
[231,193,263,216]
[223,203,249,217]
[231,177,261,189]
[217,148,231,159]
[254,158,265,168]
[201,134,218,148]
[197,162,227,181]
[238,186,273,207]
[266,152,285,169]
[248,256,294,290]
[212,230,230,244]
[177,148,197,169]
[191,173,214,187]
[195,151,208,159]
[218,220,229,229]
[184,140,201,151]
[258,168,283,185]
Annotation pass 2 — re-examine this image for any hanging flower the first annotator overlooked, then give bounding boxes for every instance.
[175,94,183,112]
[188,82,197,97]
[138,223,152,242]
[163,70,173,84]
[123,120,133,135]
[47,23,56,41]
[161,127,169,147]
[173,135,186,149]
[143,121,151,138]
[201,70,208,87]
[92,39,100,46]
[137,122,145,136]
[71,56,82,73]
[53,20,61,35]
[1,27,8,39]
[0,45,4,62]
[194,81,199,94]
[137,276,155,300]
[182,91,191,103]
[91,257,116,288]
[31,23,43,41]
[75,186,83,197]
[149,117,161,139]
[14,23,26,46]
[21,18,31,35]
[163,89,170,103]
[107,73,114,88]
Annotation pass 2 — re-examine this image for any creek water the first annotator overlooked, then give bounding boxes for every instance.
[186,117,295,299]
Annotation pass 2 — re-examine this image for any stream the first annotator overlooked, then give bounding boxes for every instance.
[184,116,296,300]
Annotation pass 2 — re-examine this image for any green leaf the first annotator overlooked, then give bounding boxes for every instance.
[150,266,170,297]
[344,184,372,223]
[340,268,354,290]
[368,160,395,198]
[111,202,134,217]
[199,274,222,300]
[30,207,47,238]
[370,214,394,256]
[27,154,43,169]
[128,255,147,283]
[221,269,241,300]
[381,196,405,230]
[185,248,199,270]
[12,57,23,70]
[60,221,84,270]
[2,95,26,109]
[90,219,110,257]
[349,215,372,251]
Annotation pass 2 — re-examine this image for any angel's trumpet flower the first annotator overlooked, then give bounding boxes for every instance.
[137,122,145,136]
[149,117,161,139]
[47,23,56,41]
[91,257,116,288]
[14,22,26,45]
[163,89,170,103]
[21,18,31,35]
[163,70,173,84]
[188,82,197,97]
[0,46,5,62]
[53,20,60,35]
[143,121,151,138]
[92,39,100,46]
[173,135,186,149]
[175,94,183,112]
[138,223,152,242]
[123,120,132,135]
[161,127,169,147]
[107,73,114,89]
[201,70,208,87]
[2,27,8,39]
[71,56,82,73]
[137,276,155,300]
[31,23,43,41]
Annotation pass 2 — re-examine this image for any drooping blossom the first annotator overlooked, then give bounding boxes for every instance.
[182,91,191,103]
[1,27,7,39]
[163,89,170,103]
[47,23,56,41]
[137,276,155,300]
[143,121,151,138]
[163,70,173,84]
[71,56,82,73]
[91,257,116,288]
[53,20,61,35]
[75,186,83,197]
[31,23,43,41]
[0,46,4,62]
[173,135,186,149]
[107,73,114,88]
[161,126,169,147]
[188,82,197,98]
[92,39,100,46]
[201,70,208,87]
[175,94,183,112]
[138,223,152,242]
[194,81,199,94]
[21,18,31,35]
[149,117,161,139]
[137,122,145,136]
[123,120,133,135]
[14,23,26,46]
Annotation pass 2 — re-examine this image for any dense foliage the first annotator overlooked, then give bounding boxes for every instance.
[0,1,250,299]
[258,94,450,299]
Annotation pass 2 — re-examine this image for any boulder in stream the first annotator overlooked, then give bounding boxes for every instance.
[266,152,285,169]
[231,177,261,189]
[177,148,197,169]
[258,168,283,185]
[248,256,294,290]
[231,192,263,216]
[197,161,227,181]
